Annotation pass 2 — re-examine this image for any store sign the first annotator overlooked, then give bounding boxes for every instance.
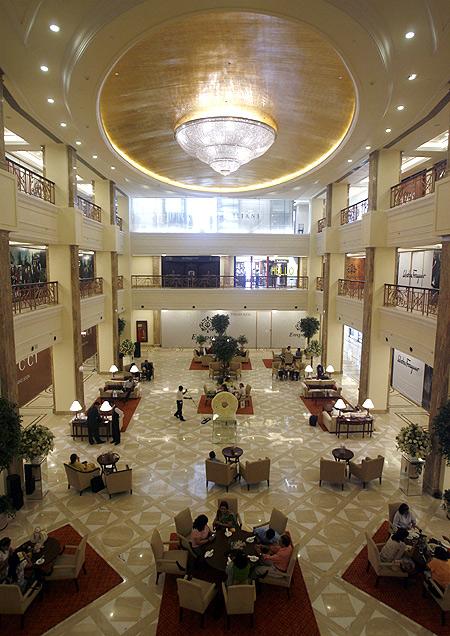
[16,348,52,407]
[397,250,439,289]
[391,349,425,406]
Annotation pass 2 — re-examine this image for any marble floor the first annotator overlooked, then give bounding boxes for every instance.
[2,348,447,636]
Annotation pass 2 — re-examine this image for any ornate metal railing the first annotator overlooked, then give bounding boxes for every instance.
[117,275,124,290]
[6,158,55,204]
[75,195,102,222]
[383,284,439,317]
[115,215,123,231]
[337,279,365,300]
[131,274,309,290]
[79,277,103,298]
[390,159,447,208]
[316,277,324,291]
[317,217,327,233]
[340,198,369,225]
[12,281,58,314]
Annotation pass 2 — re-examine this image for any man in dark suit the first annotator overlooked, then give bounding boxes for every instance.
[86,401,104,445]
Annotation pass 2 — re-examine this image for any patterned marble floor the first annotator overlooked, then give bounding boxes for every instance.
[3,349,447,636]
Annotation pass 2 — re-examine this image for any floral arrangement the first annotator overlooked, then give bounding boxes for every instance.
[395,422,431,460]
[119,339,135,356]
[19,423,55,462]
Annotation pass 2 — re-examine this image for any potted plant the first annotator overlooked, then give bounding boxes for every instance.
[0,397,22,473]
[304,339,322,366]
[119,338,135,365]
[118,317,126,337]
[442,489,450,520]
[433,400,450,465]
[299,316,320,345]
[237,335,248,351]
[0,495,14,531]
[19,423,55,464]
[396,422,431,480]
[211,313,230,336]
[212,335,239,370]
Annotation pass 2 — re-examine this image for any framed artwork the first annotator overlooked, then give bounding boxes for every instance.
[136,320,148,343]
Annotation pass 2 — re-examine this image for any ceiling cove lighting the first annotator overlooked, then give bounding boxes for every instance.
[385,128,392,133]
[40,65,49,72]
[408,73,417,81]
[49,24,60,32]
[174,114,277,176]
[47,97,54,104]
[396,105,405,111]
[405,31,415,39]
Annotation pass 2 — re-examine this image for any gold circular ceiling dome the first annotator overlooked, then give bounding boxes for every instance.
[99,11,356,193]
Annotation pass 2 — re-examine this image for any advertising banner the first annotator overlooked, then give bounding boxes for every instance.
[391,348,425,405]
[16,348,52,407]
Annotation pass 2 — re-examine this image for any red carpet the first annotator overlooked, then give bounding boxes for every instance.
[96,398,141,432]
[300,396,352,432]
[156,560,319,635]
[197,394,254,415]
[262,359,273,368]
[3,524,123,635]
[190,359,252,371]
[342,522,449,635]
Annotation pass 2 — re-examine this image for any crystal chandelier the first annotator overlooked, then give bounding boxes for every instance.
[174,115,277,176]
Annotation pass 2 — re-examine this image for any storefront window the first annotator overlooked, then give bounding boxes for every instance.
[234,256,298,288]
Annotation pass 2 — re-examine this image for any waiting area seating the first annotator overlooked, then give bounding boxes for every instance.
[300,379,341,398]
[177,577,217,627]
[349,455,384,488]
[205,459,238,491]
[104,465,132,497]
[365,532,408,587]
[222,581,256,628]
[319,457,346,490]
[151,529,188,584]
[260,543,300,598]
[99,380,141,399]
[253,507,288,535]
[322,409,370,433]
[64,463,101,495]
[45,535,89,591]
[239,457,270,490]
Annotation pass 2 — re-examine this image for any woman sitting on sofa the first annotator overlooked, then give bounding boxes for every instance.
[69,453,96,472]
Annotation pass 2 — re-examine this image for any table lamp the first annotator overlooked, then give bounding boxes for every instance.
[334,398,346,416]
[129,364,139,374]
[305,364,313,378]
[100,400,112,413]
[109,364,118,378]
[69,400,82,420]
[362,398,374,416]
[326,364,334,375]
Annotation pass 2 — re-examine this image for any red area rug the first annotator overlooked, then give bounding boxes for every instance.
[96,398,141,432]
[342,522,448,635]
[300,396,352,432]
[156,560,319,635]
[262,359,273,368]
[4,524,123,635]
[197,394,254,415]
[189,360,252,371]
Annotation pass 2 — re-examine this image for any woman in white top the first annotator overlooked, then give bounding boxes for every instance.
[380,528,409,563]
[392,503,417,530]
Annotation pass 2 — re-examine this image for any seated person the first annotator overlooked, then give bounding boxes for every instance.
[218,383,229,393]
[256,533,293,578]
[226,550,251,586]
[213,500,237,530]
[190,515,213,555]
[69,453,96,472]
[233,383,245,401]
[0,537,13,582]
[253,527,280,546]
[289,360,301,381]
[122,377,135,401]
[392,503,417,531]
[427,546,450,589]
[379,528,408,563]
[278,361,288,380]
[317,364,326,379]
[294,347,302,359]
[140,360,153,381]
[208,450,223,463]
[6,551,33,593]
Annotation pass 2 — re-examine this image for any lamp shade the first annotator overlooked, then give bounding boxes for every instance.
[129,364,139,373]
[362,398,374,410]
[305,365,313,373]
[109,364,118,373]
[334,399,346,410]
[100,400,112,412]
[69,400,82,412]
[326,365,334,373]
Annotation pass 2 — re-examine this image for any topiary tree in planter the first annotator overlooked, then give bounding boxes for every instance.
[0,397,22,473]
[212,335,239,369]
[237,335,248,350]
[211,313,230,336]
[19,423,55,463]
[299,316,320,345]
[305,339,322,365]
[434,399,450,465]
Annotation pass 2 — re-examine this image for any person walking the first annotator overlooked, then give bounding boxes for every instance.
[174,385,187,421]
[86,401,104,445]
[111,404,124,445]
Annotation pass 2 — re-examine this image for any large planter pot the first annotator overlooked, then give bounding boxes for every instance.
[400,454,425,496]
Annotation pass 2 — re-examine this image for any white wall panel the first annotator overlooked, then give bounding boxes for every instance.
[386,195,436,248]
[14,305,63,362]
[80,295,106,331]
[271,310,307,348]
[335,296,363,332]
[11,192,59,244]
[80,217,104,251]
[256,311,271,348]
[378,307,435,367]
[392,348,425,405]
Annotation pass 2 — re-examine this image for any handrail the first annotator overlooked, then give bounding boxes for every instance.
[316,277,323,291]
[131,274,309,290]
[383,283,438,317]
[76,195,102,223]
[317,218,327,233]
[79,277,103,298]
[390,159,447,208]
[6,158,55,204]
[12,281,58,314]
[340,198,369,225]
[117,275,124,290]
[337,279,365,300]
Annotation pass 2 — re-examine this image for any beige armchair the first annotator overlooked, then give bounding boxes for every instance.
[175,507,193,539]
[424,576,450,625]
[253,507,288,535]
[209,361,223,379]
[244,384,252,406]
[319,458,346,490]
[151,529,188,584]
[272,361,280,379]
[64,463,101,495]
[177,577,217,627]
[0,582,42,629]
[203,384,215,405]
[205,459,237,492]
[260,543,300,598]
[105,466,132,498]
[240,457,270,491]
[222,581,256,629]
[365,532,408,587]
[201,354,214,367]
[192,349,202,363]
[349,455,385,488]
[215,496,242,527]
[228,362,242,379]
[45,534,88,591]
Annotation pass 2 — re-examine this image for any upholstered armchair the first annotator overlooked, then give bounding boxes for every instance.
[365,532,408,587]
[424,576,450,625]
[177,577,217,627]
[151,529,188,584]
[45,535,88,591]
[319,458,346,490]
[239,457,270,490]
[349,455,385,488]
[201,354,215,367]
[193,349,203,363]
[174,507,193,539]
[205,459,237,492]
[209,361,223,379]
[64,463,101,495]
[222,581,256,628]
[244,384,252,405]
[215,496,242,527]
[253,507,288,535]
[105,466,132,497]
[228,362,242,379]
[0,582,42,629]
[260,543,300,598]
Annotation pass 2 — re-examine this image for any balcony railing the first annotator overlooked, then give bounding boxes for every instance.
[115,215,123,231]
[338,279,365,300]
[6,158,55,204]
[390,159,447,208]
[76,195,102,222]
[316,277,323,291]
[117,275,124,290]
[383,284,439,317]
[12,281,58,314]
[79,277,103,299]
[340,198,369,225]
[131,274,309,290]
[317,218,327,233]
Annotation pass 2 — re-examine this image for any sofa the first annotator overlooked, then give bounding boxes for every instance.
[99,382,141,399]
[300,379,341,398]
[322,409,372,434]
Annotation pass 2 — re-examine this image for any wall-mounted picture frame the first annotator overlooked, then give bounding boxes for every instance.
[136,320,148,343]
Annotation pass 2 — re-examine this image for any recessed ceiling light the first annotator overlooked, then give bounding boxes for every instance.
[75,140,81,146]
[73,166,77,170]
[385,128,392,133]
[408,73,417,81]
[49,24,60,32]
[111,166,116,170]
[397,105,405,111]
[47,97,54,104]
[92,154,98,159]
[365,145,371,150]
[405,31,415,39]
[40,65,49,72]
[60,122,67,127]
[347,159,353,163]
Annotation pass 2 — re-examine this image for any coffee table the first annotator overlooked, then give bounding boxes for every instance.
[222,446,243,463]
[201,528,259,572]
[97,452,120,475]
[18,537,61,576]
[332,448,354,464]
